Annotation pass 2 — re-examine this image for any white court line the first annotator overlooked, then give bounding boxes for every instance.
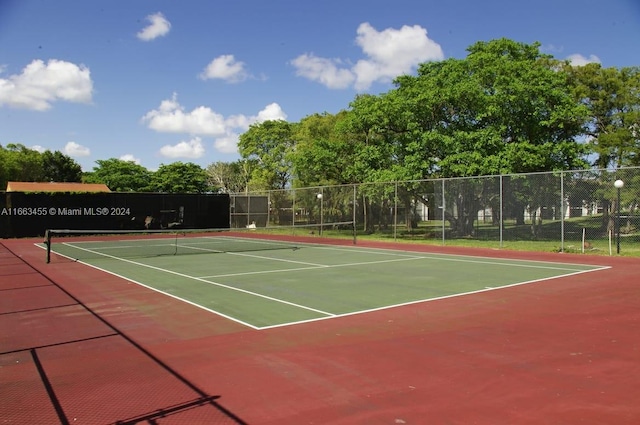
[60,242,335,318]
[322,245,606,270]
[78,242,177,251]
[186,245,330,268]
[201,237,602,272]
[70,235,601,272]
[256,265,612,330]
[307,245,598,272]
[198,256,425,278]
[173,235,602,276]
[196,249,594,280]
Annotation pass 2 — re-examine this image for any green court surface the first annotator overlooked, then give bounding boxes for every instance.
[47,236,608,329]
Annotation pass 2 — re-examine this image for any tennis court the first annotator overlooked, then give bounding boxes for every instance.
[4,233,640,424]
[46,231,608,329]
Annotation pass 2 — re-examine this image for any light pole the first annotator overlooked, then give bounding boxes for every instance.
[614,179,624,254]
[317,192,323,235]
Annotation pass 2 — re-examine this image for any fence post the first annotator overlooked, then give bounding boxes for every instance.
[441,179,446,246]
[394,181,398,241]
[267,191,271,226]
[560,172,565,253]
[499,175,504,248]
[353,184,357,244]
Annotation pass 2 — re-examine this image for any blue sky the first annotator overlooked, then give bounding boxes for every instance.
[1,0,639,172]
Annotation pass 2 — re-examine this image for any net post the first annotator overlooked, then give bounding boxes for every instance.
[173,231,180,255]
[352,184,357,245]
[44,229,51,263]
[352,220,357,245]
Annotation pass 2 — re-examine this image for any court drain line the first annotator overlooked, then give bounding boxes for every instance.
[0,302,81,316]
[2,333,119,356]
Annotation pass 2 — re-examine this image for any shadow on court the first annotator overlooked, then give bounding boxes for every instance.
[0,241,247,425]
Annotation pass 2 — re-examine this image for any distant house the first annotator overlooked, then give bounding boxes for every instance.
[6,182,111,193]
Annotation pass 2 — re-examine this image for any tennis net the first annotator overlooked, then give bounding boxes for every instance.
[44,221,356,263]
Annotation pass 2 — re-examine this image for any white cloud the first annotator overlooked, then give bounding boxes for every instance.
[0,59,93,110]
[141,93,227,135]
[256,102,287,122]
[353,23,444,89]
[159,136,205,159]
[214,103,287,153]
[291,54,355,89]
[64,141,90,157]
[200,55,249,83]
[31,145,46,153]
[213,133,240,154]
[119,154,141,164]
[142,94,287,154]
[292,22,444,91]
[566,53,601,66]
[137,12,171,41]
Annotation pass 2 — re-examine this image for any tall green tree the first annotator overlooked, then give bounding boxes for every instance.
[337,94,402,182]
[41,150,82,182]
[0,144,82,188]
[567,63,640,168]
[291,112,354,187]
[396,39,589,177]
[238,120,295,190]
[151,162,210,193]
[334,94,411,232]
[206,160,256,193]
[0,144,45,184]
[83,158,152,192]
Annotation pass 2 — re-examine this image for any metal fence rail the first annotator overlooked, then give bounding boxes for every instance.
[231,167,640,255]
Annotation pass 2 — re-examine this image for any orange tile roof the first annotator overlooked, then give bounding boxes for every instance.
[6,182,111,193]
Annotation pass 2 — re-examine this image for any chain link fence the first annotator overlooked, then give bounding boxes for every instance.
[231,167,640,255]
